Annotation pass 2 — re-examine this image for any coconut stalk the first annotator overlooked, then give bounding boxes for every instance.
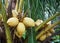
[18,0,24,13]
[15,0,19,11]
[36,21,60,40]
[1,3,13,43]
[5,0,8,8]
[35,12,60,32]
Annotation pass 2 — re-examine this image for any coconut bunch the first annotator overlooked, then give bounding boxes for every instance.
[7,16,35,38]
[7,7,36,38]
[6,0,36,38]
[7,13,55,39]
[39,31,52,41]
[6,0,55,40]
[6,5,55,39]
[39,30,55,41]
[35,20,55,41]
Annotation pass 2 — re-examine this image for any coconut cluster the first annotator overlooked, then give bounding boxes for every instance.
[7,10,55,39]
[7,10,37,38]
[38,21,55,41]
[39,31,52,41]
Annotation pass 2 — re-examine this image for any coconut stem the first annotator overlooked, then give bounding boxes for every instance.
[35,12,60,32]
[15,0,18,11]
[18,0,24,13]
[5,0,8,8]
[36,21,60,40]
[1,4,13,43]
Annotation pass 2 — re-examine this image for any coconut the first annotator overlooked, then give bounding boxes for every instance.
[16,22,25,37]
[23,17,35,27]
[50,29,55,33]
[12,10,18,17]
[39,34,46,41]
[7,17,19,27]
[47,31,52,37]
[35,19,43,26]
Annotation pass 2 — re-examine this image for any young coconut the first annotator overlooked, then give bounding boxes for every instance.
[7,17,19,27]
[12,10,18,17]
[47,31,52,37]
[35,19,43,26]
[39,34,47,41]
[49,29,55,33]
[23,17,35,27]
[16,22,25,38]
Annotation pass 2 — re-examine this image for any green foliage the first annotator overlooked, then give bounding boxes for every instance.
[22,31,26,39]
[27,27,36,43]
[52,35,60,43]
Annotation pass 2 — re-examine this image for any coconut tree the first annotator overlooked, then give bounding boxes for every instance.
[0,0,60,43]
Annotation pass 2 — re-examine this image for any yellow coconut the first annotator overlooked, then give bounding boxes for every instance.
[47,31,52,37]
[35,19,43,26]
[39,34,46,41]
[50,29,55,33]
[16,22,25,37]
[7,17,19,27]
[23,17,35,27]
[12,10,18,17]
